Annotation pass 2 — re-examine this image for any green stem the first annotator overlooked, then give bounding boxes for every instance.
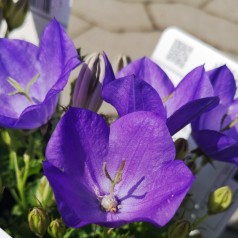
[192,214,209,229]
[13,154,27,209]
[22,154,30,185]
[103,227,109,238]
[4,25,9,38]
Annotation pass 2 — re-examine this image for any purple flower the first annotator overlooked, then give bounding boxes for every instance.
[43,107,194,228]
[192,66,238,164]
[102,56,219,135]
[0,19,80,129]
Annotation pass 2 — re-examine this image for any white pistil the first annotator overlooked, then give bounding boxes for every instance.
[97,160,126,213]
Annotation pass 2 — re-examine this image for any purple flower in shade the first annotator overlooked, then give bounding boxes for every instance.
[0,19,79,129]
[102,56,219,135]
[43,107,194,228]
[192,65,238,165]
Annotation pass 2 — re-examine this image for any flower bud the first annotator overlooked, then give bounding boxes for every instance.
[36,176,54,208]
[28,207,49,237]
[72,52,105,112]
[168,219,191,238]
[112,54,131,74]
[207,186,232,215]
[1,130,11,146]
[174,138,189,159]
[1,0,28,31]
[48,219,66,238]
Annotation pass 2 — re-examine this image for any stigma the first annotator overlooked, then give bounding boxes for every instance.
[100,194,119,213]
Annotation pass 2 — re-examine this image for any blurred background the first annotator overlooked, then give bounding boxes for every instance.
[68,0,238,62]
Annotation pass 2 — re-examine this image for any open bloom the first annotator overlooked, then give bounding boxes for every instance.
[43,107,194,228]
[0,19,79,129]
[102,56,219,135]
[192,66,238,164]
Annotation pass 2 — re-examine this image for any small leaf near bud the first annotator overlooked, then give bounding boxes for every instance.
[207,186,232,215]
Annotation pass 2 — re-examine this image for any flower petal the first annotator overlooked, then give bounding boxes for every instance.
[165,65,215,117]
[208,65,236,105]
[33,18,79,101]
[192,130,238,164]
[103,52,116,86]
[102,75,166,120]
[45,107,109,188]
[116,160,194,227]
[167,97,219,135]
[116,57,174,99]
[43,161,105,228]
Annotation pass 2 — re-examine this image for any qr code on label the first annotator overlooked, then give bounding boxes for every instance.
[166,39,193,68]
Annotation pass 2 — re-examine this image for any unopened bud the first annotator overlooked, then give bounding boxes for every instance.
[48,219,66,238]
[168,219,191,238]
[1,130,11,146]
[28,207,49,237]
[112,54,131,74]
[175,138,189,159]
[36,176,54,208]
[207,186,232,215]
[72,52,105,112]
[2,0,28,31]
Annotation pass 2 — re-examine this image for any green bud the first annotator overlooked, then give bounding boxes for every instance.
[36,176,54,208]
[112,54,131,74]
[48,219,66,238]
[207,186,232,215]
[28,207,49,237]
[168,219,191,238]
[174,138,189,159]
[2,0,29,31]
[1,130,11,145]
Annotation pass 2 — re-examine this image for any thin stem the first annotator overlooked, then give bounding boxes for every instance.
[4,25,9,38]
[192,214,209,229]
[13,154,27,209]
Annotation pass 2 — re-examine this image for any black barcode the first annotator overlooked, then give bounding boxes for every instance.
[166,39,193,68]
[30,0,51,14]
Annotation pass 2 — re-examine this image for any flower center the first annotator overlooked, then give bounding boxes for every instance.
[97,160,125,213]
[100,194,118,213]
